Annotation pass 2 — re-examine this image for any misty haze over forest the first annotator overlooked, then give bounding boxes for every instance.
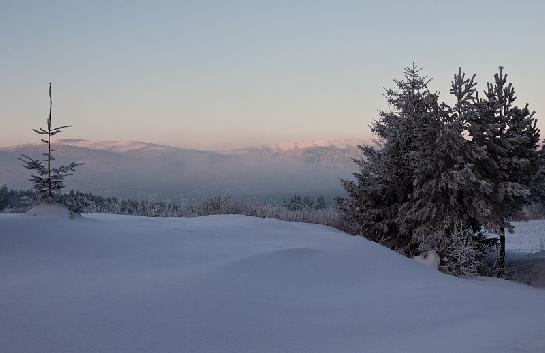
[0,138,362,201]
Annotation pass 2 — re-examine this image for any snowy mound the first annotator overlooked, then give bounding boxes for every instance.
[1,214,545,353]
[25,203,71,218]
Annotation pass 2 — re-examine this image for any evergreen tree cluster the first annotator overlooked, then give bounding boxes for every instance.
[339,65,545,277]
[0,187,339,226]
[284,195,327,211]
[0,185,36,212]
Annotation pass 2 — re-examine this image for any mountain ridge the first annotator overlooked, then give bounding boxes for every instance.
[1,137,367,154]
[0,138,363,200]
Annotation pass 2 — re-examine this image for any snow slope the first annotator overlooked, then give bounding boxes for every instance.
[1,214,545,353]
[509,220,545,254]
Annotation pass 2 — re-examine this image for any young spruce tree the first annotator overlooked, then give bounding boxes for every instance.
[399,70,481,237]
[19,83,82,204]
[340,64,439,252]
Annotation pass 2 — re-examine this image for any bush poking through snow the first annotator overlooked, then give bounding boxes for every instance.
[416,225,485,277]
[413,250,440,270]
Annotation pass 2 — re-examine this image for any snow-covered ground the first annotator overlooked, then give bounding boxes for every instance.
[509,220,545,255]
[1,213,545,353]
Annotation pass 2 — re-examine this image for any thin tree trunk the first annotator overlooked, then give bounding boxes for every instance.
[497,226,506,278]
[48,128,51,203]
[47,83,52,203]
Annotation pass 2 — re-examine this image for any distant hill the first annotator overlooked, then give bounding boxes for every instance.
[0,139,364,201]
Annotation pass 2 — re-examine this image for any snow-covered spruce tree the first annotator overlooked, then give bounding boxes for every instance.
[400,68,499,265]
[397,78,457,236]
[340,64,440,252]
[365,67,491,272]
[341,65,542,275]
[465,67,542,277]
[18,83,82,205]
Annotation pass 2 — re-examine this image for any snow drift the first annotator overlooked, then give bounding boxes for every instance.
[25,203,72,218]
[1,213,545,353]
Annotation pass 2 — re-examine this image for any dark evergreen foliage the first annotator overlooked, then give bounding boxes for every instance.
[284,194,328,211]
[340,65,544,276]
[340,64,441,251]
[0,185,36,212]
[464,67,542,276]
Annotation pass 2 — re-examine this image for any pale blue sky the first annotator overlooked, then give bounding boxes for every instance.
[1,0,544,149]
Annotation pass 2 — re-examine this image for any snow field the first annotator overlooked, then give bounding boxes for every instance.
[1,213,545,353]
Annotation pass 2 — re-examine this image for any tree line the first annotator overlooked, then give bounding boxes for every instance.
[0,186,340,227]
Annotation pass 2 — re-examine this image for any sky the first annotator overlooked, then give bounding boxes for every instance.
[1,0,544,150]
